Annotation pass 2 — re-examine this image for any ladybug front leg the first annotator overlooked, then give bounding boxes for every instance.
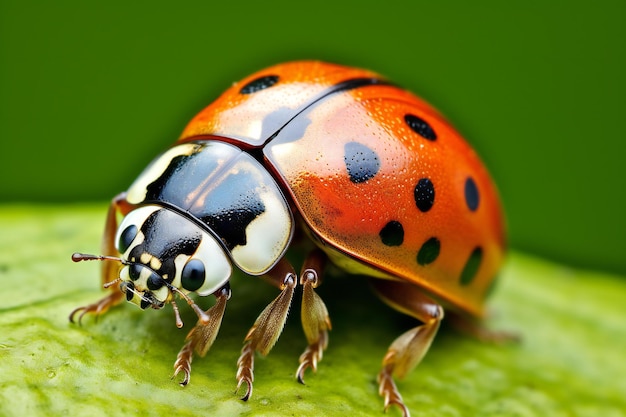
[236,258,297,401]
[296,249,331,384]
[173,284,231,386]
[69,193,133,323]
[371,279,444,417]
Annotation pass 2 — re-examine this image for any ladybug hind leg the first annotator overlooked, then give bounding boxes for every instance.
[296,249,331,384]
[370,279,444,417]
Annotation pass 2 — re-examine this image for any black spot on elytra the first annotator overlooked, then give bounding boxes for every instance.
[379,221,404,246]
[405,114,437,141]
[240,75,279,94]
[417,237,440,265]
[460,247,483,285]
[465,177,479,211]
[344,142,380,183]
[414,178,435,212]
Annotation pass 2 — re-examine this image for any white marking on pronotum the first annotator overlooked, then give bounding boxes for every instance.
[126,143,199,204]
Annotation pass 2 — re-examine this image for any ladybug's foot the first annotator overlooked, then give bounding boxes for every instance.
[370,280,444,417]
[235,342,255,401]
[297,261,330,384]
[173,339,193,386]
[172,286,230,387]
[236,265,296,400]
[296,330,327,383]
[377,364,410,417]
[69,291,124,324]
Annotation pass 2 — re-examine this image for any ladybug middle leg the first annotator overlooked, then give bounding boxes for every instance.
[69,193,133,324]
[296,249,331,384]
[236,258,297,401]
[370,279,444,417]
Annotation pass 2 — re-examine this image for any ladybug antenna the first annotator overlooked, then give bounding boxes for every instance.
[71,252,129,289]
[72,252,131,265]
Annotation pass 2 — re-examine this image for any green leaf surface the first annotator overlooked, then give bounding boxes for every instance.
[1,205,624,417]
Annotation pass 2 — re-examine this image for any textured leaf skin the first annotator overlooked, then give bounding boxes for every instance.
[0,205,624,417]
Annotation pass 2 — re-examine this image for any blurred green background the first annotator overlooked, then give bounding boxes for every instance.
[1,1,624,275]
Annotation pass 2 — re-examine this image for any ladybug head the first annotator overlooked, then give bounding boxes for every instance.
[72,205,232,327]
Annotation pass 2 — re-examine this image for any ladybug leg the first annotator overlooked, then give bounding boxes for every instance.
[69,193,133,324]
[99,193,133,287]
[371,279,444,417]
[172,285,231,386]
[236,258,297,401]
[296,249,331,384]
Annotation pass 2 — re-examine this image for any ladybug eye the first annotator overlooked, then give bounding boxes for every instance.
[118,225,138,254]
[181,259,206,292]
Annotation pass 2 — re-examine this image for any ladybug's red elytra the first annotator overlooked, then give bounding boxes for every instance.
[70,61,506,416]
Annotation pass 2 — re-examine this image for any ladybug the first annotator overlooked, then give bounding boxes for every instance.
[70,61,505,416]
